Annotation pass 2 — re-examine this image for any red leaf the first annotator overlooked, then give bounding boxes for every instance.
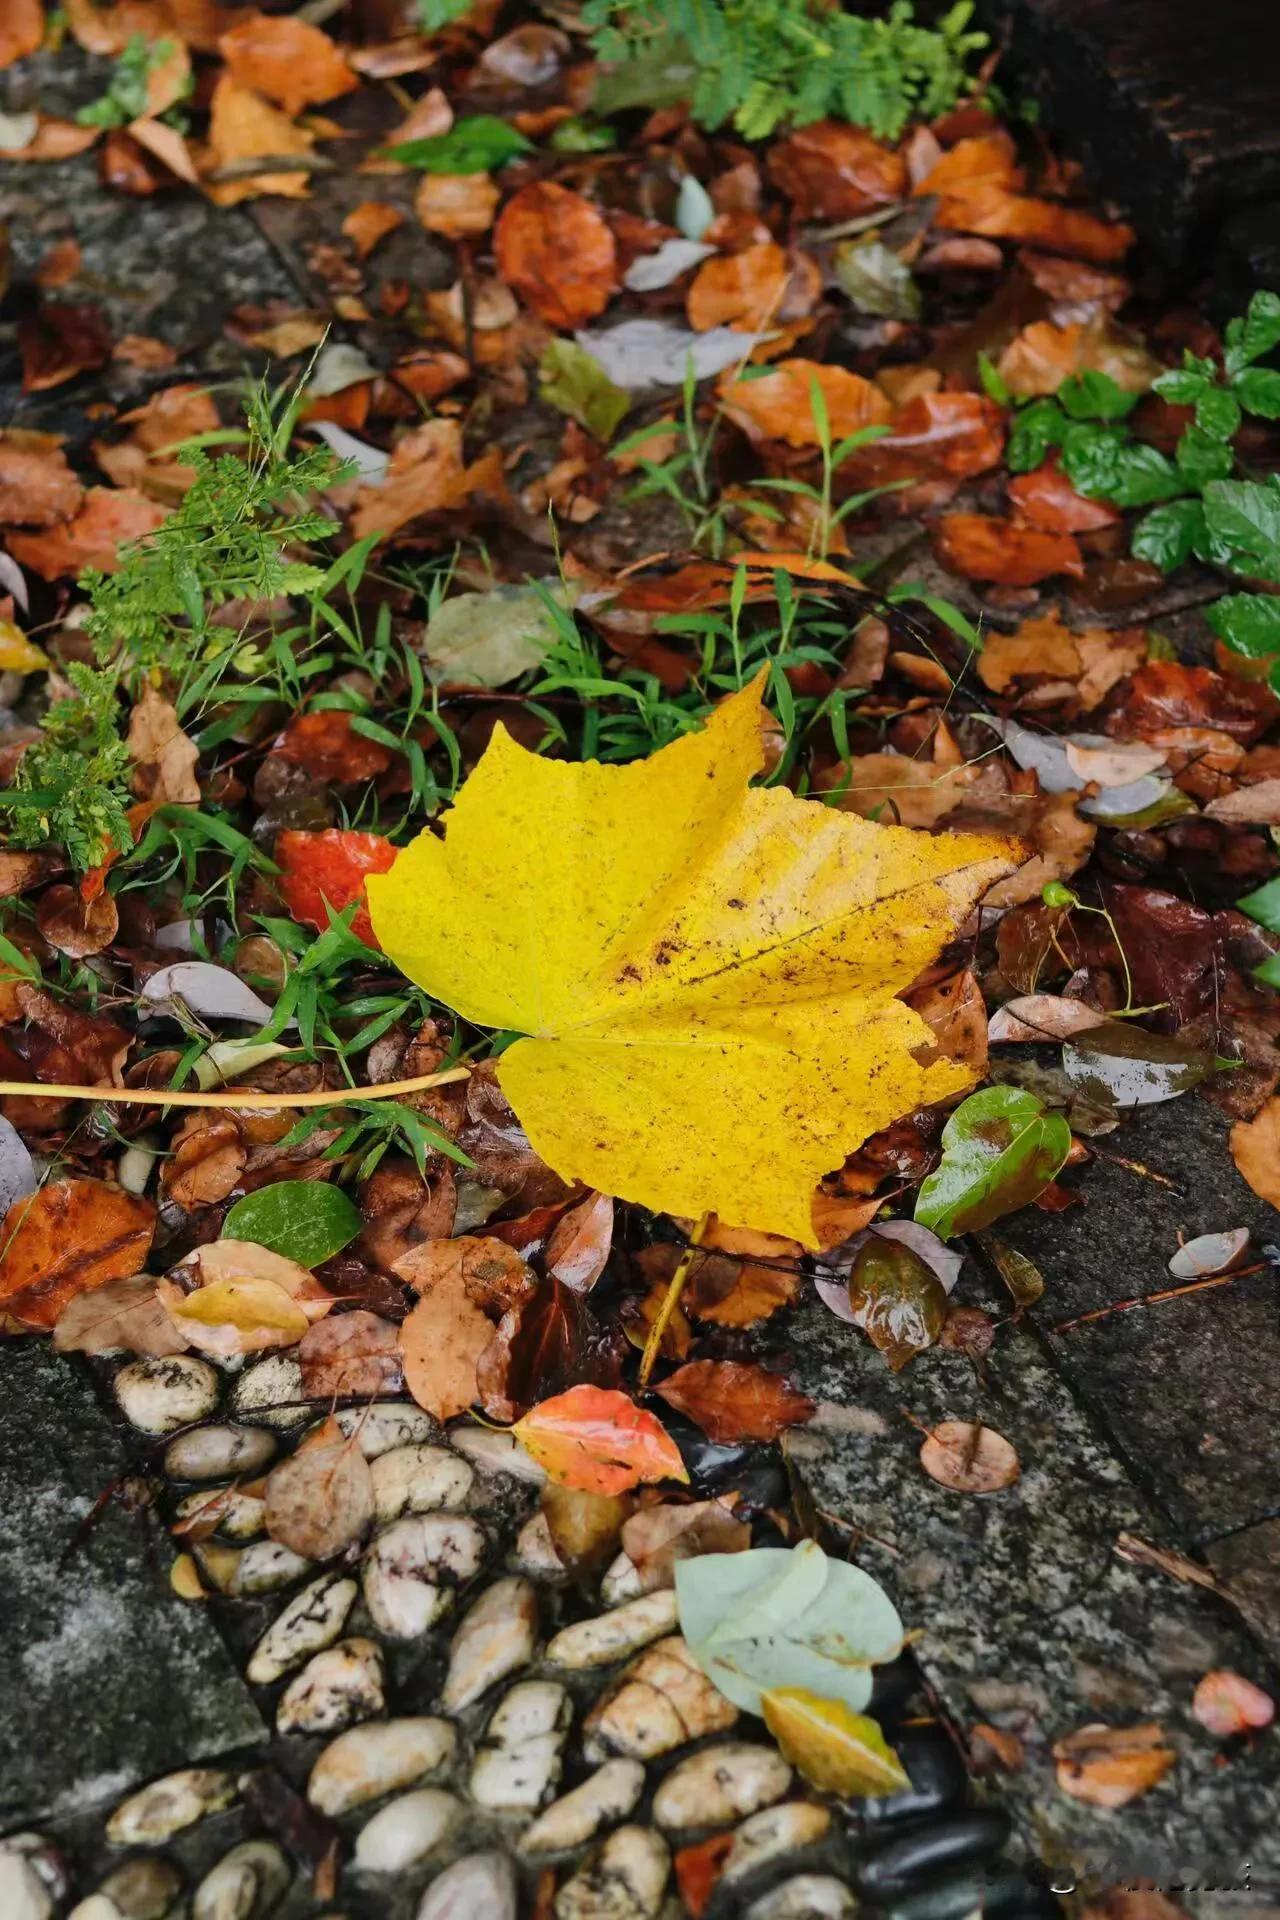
[276,829,398,947]
[935,513,1084,586]
[0,1178,155,1329]
[656,1360,815,1442]
[273,710,395,783]
[1008,460,1121,534]
[513,1384,688,1495]
[494,183,617,330]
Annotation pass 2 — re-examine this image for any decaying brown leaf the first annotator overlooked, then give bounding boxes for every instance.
[920,1419,1020,1493]
[299,1310,404,1399]
[53,1271,187,1357]
[0,1178,155,1329]
[1052,1722,1176,1808]
[264,1413,375,1560]
[655,1359,815,1443]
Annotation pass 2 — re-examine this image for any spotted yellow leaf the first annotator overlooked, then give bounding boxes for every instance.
[762,1687,909,1796]
[368,673,1015,1243]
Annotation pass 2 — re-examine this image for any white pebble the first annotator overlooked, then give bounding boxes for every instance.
[308,1719,457,1817]
[174,1484,265,1541]
[521,1759,646,1855]
[337,1402,438,1457]
[193,1840,290,1920]
[451,1426,546,1483]
[416,1852,516,1920]
[106,1769,236,1846]
[554,1826,670,1920]
[163,1424,276,1481]
[510,1511,565,1580]
[443,1576,538,1713]
[745,1877,857,1919]
[195,1540,312,1597]
[247,1575,357,1686]
[545,1591,678,1670]
[470,1681,570,1813]
[115,1357,220,1434]
[362,1514,485,1638]
[370,1444,474,1520]
[277,1638,385,1734]
[653,1745,792,1831]
[354,1788,463,1873]
[722,1803,832,1881]
[231,1354,308,1430]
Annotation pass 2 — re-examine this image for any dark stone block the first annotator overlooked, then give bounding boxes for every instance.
[977,0,1280,276]
[0,1342,264,1829]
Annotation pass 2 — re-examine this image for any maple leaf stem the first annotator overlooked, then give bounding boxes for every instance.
[0,1067,472,1111]
[638,1209,712,1390]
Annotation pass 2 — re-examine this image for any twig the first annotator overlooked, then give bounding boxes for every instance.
[638,1211,710,1389]
[0,1066,471,1112]
[1050,1261,1266,1334]
[1085,1144,1184,1192]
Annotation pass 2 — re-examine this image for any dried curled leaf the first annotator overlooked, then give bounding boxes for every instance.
[264,1414,375,1560]
[368,676,1014,1244]
[1191,1669,1274,1738]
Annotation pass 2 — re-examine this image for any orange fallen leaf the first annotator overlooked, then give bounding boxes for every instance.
[656,1359,814,1443]
[349,418,500,544]
[1053,1722,1176,1808]
[396,1235,534,1422]
[1,0,44,69]
[276,828,398,948]
[1230,1097,1280,1208]
[514,1384,688,1495]
[935,513,1084,586]
[0,432,82,527]
[1007,460,1120,534]
[0,116,99,162]
[494,182,617,330]
[720,358,891,448]
[5,486,166,579]
[264,1413,375,1560]
[416,171,500,238]
[65,0,173,54]
[910,967,988,1071]
[218,12,357,117]
[914,130,1022,198]
[0,1179,155,1329]
[687,243,789,332]
[203,74,314,206]
[937,184,1134,265]
[846,391,1005,485]
[342,200,405,259]
[997,319,1158,399]
[977,615,1083,694]
[54,1271,187,1357]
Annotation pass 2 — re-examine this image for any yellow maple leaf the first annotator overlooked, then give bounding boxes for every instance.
[367,675,1016,1244]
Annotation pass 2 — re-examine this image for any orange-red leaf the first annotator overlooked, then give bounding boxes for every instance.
[218,12,357,117]
[720,359,891,448]
[494,182,617,330]
[934,512,1084,586]
[276,829,398,947]
[0,1178,155,1329]
[513,1384,688,1495]
[1007,460,1121,534]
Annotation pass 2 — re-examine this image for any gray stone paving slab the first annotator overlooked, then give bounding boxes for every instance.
[0,1341,265,1829]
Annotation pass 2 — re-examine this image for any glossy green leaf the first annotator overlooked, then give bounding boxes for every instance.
[1005,398,1066,473]
[1225,290,1280,374]
[223,1180,361,1268]
[1237,873,1280,932]
[1062,429,1183,508]
[1232,367,1280,420]
[914,1086,1071,1240]
[675,1539,903,1717]
[1202,477,1280,579]
[1058,370,1139,421]
[1175,425,1235,488]
[1132,498,1205,573]
[1192,387,1242,440]
[1205,592,1280,659]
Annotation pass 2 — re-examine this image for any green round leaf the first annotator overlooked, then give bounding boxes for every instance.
[914,1086,1072,1240]
[223,1181,361,1268]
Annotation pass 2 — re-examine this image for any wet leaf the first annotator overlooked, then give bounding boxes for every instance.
[495,182,617,329]
[218,14,356,116]
[621,1497,750,1582]
[396,1235,534,1421]
[1061,1023,1214,1109]
[541,1481,630,1572]
[845,1236,948,1371]
[513,1384,688,1495]
[914,1086,1072,1240]
[387,116,531,174]
[477,1273,623,1422]
[224,1182,362,1269]
[140,962,275,1026]
[935,513,1084,585]
[1052,1722,1176,1808]
[574,320,771,390]
[545,1190,614,1294]
[368,676,1013,1244]
[1191,1669,1274,1738]
[424,584,569,689]
[987,996,1109,1044]
[160,1273,312,1355]
[974,1232,1045,1310]
[687,242,791,332]
[762,1689,908,1795]
[540,339,631,444]
[54,1271,186,1357]
[264,1414,374,1561]
[676,1539,902,1716]
[277,829,398,949]
[920,1419,1020,1493]
[6,487,166,579]
[19,300,111,392]
[833,239,920,320]
[0,431,83,527]
[0,1178,154,1329]
[656,1360,814,1442]
[299,1310,404,1399]
[204,74,313,207]
[0,0,43,70]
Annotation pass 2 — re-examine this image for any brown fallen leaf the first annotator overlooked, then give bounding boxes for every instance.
[541,1481,630,1573]
[0,431,83,527]
[343,200,405,259]
[1052,1722,1176,1808]
[0,1179,155,1329]
[416,172,500,238]
[687,243,790,332]
[545,1190,614,1294]
[494,182,618,330]
[53,1271,187,1357]
[35,882,119,960]
[0,116,99,163]
[935,513,1084,586]
[987,995,1109,1044]
[720,359,891,448]
[349,419,505,544]
[264,1413,375,1560]
[656,1359,815,1443]
[1229,1096,1280,1207]
[395,1234,534,1420]
[768,121,906,220]
[218,12,357,117]
[127,684,200,804]
[909,968,988,1072]
[621,1497,750,1585]
[920,1419,1020,1493]
[299,1310,404,1399]
[1007,460,1121,535]
[996,319,1158,398]
[977,617,1082,694]
[1,0,43,69]
[158,1239,333,1357]
[1205,778,1280,824]
[969,1723,1026,1773]
[4,486,166,579]
[19,301,112,393]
